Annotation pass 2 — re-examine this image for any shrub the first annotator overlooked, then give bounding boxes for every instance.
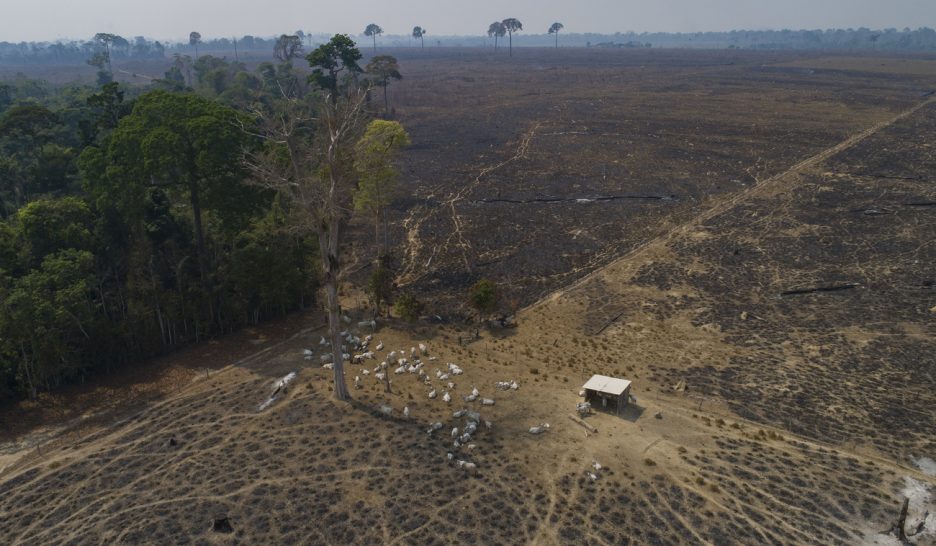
[394,293,423,322]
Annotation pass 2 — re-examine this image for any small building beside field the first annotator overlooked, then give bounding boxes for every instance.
[582,375,632,415]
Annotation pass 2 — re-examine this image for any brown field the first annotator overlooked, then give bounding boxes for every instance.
[2,48,936,545]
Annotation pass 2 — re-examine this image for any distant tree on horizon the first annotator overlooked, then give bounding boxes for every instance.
[189,31,202,59]
[365,55,402,116]
[412,26,426,48]
[488,21,506,51]
[306,34,364,98]
[274,34,303,62]
[364,24,383,52]
[92,33,119,75]
[501,18,522,56]
[549,22,564,48]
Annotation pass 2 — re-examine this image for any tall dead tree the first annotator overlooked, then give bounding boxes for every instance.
[242,89,369,402]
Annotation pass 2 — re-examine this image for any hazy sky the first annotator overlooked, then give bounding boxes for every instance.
[4,0,936,42]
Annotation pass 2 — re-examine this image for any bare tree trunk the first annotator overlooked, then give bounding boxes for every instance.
[188,181,215,325]
[383,81,389,116]
[895,497,909,542]
[320,220,350,401]
[20,341,36,401]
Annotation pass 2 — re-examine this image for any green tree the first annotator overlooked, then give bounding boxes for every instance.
[16,197,92,267]
[502,18,523,57]
[549,22,564,48]
[354,119,409,258]
[306,34,364,99]
[1,248,95,399]
[469,278,499,320]
[488,21,506,51]
[394,293,422,322]
[0,103,59,214]
[274,34,304,62]
[82,90,258,324]
[364,24,383,52]
[367,257,393,317]
[412,26,426,48]
[365,55,402,115]
[189,31,202,59]
[85,82,125,135]
[0,83,12,113]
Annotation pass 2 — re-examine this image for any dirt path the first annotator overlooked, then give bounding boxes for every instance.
[397,121,541,285]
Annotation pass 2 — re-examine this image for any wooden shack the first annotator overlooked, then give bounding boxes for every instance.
[582,375,632,415]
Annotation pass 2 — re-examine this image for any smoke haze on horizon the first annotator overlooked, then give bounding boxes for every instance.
[3,0,936,43]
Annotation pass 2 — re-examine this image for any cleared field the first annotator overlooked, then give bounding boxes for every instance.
[2,49,936,545]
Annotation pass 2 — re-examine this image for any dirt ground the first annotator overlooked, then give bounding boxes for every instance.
[2,49,936,545]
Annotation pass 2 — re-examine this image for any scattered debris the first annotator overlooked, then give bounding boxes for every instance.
[569,414,598,433]
[781,283,859,296]
[576,402,592,416]
[258,372,297,411]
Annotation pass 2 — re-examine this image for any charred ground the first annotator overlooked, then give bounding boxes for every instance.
[2,49,936,545]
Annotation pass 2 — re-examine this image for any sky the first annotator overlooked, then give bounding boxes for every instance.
[3,0,936,42]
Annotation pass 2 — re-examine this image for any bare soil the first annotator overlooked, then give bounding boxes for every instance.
[2,49,936,545]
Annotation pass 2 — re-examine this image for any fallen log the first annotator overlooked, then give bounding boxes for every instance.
[850,208,893,216]
[781,283,859,297]
[474,194,675,205]
[569,414,598,433]
[591,309,628,336]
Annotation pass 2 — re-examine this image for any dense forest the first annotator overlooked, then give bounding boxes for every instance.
[4,26,936,65]
[0,36,405,402]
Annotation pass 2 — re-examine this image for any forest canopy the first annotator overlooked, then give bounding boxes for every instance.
[0,47,389,401]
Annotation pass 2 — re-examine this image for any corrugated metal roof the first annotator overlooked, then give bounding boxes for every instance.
[582,375,632,396]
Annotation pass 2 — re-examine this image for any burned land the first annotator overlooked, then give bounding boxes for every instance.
[2,48,936,545]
